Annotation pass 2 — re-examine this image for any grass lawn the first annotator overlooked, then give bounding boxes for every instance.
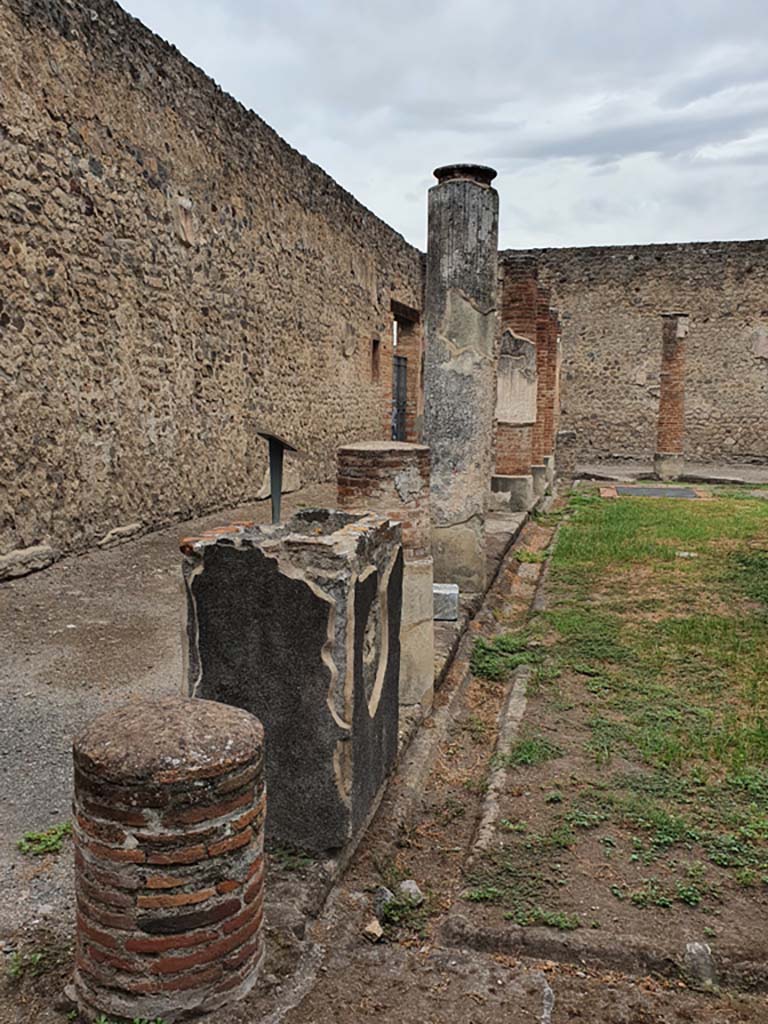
[465,486,768,940]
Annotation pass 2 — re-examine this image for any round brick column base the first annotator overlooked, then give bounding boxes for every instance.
[73,696,265,1022]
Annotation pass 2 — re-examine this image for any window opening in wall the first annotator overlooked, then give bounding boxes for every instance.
[371,338,381,383]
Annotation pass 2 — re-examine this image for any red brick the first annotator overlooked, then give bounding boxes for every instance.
[76,913,120,951]
[138,896,240,935]
[244,870,264,905]
[137,886,216,910]
[76,893,134,931]
[125,928,218,954]
[162,786,254,826]
[88,944,142,974]
[146,843,208,865]
[144,872,188,889]
[77,873,134,910]
[151,912,261,974]
[232,793,266,831]
[80,799,148,827]
[85,840,146,864]
[75,813,127,846]
[159,964,223,992]
[207,827,252,858]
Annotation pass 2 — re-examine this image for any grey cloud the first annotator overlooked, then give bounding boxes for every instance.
[499,107,768,164]
[123,0,768,248]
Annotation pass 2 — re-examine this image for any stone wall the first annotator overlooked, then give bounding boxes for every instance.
[1,0,423,558]
[503,242,768,465]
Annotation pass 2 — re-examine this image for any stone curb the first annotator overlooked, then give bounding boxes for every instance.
[0,544,58,582]
[438,913,768,994]
[466,664,531,870]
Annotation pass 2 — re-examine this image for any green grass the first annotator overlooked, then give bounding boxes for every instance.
[470,630,540,681]
[17,822,71,856]
[504,906,580,929]
[6,950,45,982]
[495,733,561,768]
[485,487,768,918]
[93,1017,166,1024]
[268,844,315,872]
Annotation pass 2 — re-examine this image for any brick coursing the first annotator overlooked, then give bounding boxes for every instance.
[337,442,431,560]
[73,697,265,1020]
[656,316,687,455]
[506,242,768,465]
[497,260,560,471]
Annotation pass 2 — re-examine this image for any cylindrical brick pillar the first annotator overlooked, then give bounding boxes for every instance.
[423,163,499,593]
[532,293,558,466]
[337,440,434,710]
[73,696,265,1022]
[654,311,689,480]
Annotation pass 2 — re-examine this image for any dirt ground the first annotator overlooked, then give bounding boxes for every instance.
[2,493,768,1022]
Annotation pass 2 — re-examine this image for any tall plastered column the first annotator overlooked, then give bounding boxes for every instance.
[423,164,499,592]
[654,311,689,481]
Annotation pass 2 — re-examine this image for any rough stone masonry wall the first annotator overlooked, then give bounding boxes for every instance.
[0,0,423,559]
[505,242,768,464]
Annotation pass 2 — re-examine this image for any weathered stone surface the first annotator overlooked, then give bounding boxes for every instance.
[97,522,143,548]
[0,0,423,561]
[183,509,403,851]
[544,455,555,489]
[496,330,537,425]
[362,918,384,943]
[654,452,684,481]
[423,165,499,593]
[507,243,768,466]
[491,475,534,513]
[0,543,57,581]
[531,465,547,498]
[399,557,435,708]
[433,583,459,622]
[397,880,425,906]
[337,442,433,709]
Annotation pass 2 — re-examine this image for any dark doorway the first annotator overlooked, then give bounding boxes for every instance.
[392,354,407,441]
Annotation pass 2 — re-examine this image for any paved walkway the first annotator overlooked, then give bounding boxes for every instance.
[0,484,524,941]
[0,483,335,939]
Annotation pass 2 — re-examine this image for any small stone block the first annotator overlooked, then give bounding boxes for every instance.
[433,583,459,621]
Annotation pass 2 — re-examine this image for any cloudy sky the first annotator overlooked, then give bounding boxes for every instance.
[122,0,768,251]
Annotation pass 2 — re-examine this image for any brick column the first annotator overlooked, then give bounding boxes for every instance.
[531,291,558,466]
[423,164,499,592]
[338,441,433,711]
[73,696,265,1022]
[654,311,689,480]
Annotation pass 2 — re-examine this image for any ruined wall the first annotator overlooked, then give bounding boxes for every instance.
[0,0,423,558]
[503,242,768,465]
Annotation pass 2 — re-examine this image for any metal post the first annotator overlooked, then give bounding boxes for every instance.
[268,437,284,525]
[256,429,298,526]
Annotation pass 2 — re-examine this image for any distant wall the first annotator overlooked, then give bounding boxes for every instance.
[1,0,423,558]
[503,242,768,465]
